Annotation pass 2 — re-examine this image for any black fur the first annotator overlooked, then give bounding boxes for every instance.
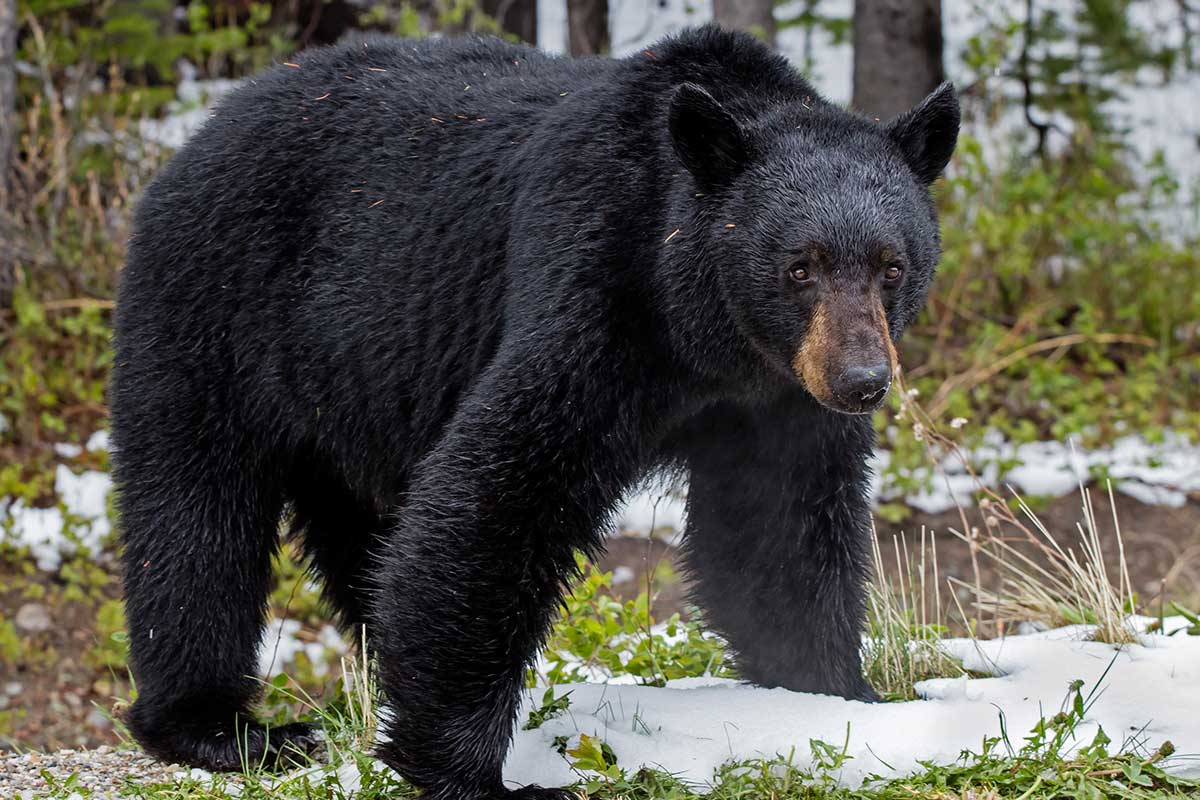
[112,26,958,800]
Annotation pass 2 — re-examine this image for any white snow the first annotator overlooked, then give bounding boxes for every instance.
[1,465,112,572]
[140,106,214,151]
[310,619,1200,794]
[3,429,1196,571]
[503,620,1200,789]
[872,431,1200,515]
[615,481,688,543]
[258,618,349,678]
[611,565,636,585]
[1,429,113,571]
[85,429,110,453]
[52,442,83,459]
[138,62,238,150]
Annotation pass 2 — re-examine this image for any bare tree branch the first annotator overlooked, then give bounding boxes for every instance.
[0,0,17,308]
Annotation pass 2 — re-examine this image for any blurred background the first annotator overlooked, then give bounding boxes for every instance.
[0,0,1197,756]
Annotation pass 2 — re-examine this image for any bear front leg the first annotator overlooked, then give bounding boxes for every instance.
[372,353,648,800]
[680,388,879,701]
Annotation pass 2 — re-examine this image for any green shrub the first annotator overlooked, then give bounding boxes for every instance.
[0,294,111,449]
[537,560,732,688]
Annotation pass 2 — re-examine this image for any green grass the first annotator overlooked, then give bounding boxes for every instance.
[535,560,732,688]
[9,448,1198,798]
[20,560,1197,800]
[863,529,980,700]
[29,675,1199,800]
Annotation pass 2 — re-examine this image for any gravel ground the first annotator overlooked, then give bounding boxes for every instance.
[0,746,202,798]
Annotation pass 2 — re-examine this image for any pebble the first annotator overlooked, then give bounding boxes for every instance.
[15,603,52,634]
[0,747,193,798]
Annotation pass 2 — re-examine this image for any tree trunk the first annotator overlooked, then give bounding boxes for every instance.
[567,0,608,56]
[480,0,538,44]
[0,0,17,308]
[852,0,944,121]
[713,0,775,47]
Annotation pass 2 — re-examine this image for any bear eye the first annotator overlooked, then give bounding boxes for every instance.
[788,262,813,284]
[883,263,904,283]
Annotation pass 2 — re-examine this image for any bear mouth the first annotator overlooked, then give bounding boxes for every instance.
[813,383,891,416]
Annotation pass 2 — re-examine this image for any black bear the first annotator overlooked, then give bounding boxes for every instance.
[112,26,959,800]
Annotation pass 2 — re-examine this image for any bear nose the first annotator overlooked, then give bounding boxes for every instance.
[832,362,892,409]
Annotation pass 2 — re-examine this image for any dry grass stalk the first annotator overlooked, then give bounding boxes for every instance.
[338,626,380,753]
[865,525,968,699]
[948,481,1137,645]
[891,372,1138,644]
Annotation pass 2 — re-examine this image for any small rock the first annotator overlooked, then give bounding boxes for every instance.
[3,682,21,696]
[88,709,110,732]
[15,603,52,633]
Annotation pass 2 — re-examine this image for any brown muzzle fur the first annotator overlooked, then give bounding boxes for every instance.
[792,294,897,413]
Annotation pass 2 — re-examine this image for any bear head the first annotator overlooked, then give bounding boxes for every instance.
[667,81,960,415]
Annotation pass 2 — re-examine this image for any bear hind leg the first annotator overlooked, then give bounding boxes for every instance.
[119,444,322,771]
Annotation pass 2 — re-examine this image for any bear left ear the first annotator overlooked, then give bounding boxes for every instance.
[884,82,961,185]
[669,83,751,190]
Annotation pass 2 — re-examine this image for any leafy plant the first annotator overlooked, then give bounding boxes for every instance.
[85,598,128,671]
[537,560,732,687]
[1164,603,1200,636]
[523,686,572,731]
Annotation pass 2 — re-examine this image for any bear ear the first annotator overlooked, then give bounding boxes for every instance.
[884,82,961,185]
[669,83,751,190]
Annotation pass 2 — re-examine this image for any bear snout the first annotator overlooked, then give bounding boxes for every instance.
[792,299,898,415]
[829,361,893,414]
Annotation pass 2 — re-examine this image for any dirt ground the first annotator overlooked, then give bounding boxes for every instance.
[606,490,1200,622]
[882,489,1200,606]
[3,492,1198,754]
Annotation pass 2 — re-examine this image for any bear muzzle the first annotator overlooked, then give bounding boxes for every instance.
[792,297,898,415]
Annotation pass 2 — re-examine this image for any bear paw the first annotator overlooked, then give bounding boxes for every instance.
[131,704,325,773]
[186,720,324,772]
[850,681,883,703]
[505,786,579,800]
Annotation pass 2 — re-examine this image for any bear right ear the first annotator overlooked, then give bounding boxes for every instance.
[885,82,961,185]
[669,83,750,190]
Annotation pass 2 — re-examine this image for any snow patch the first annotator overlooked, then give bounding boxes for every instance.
[875,432,1200,514]
[615,480,687,543]
[53,442,83,459]
[258,618,349,678]
[86,429,110,453]
[139,62,239,150]
[2,465,112,572]
[5,430,1196,572]
[505,623,1200,789]
[322,622,1200,792]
